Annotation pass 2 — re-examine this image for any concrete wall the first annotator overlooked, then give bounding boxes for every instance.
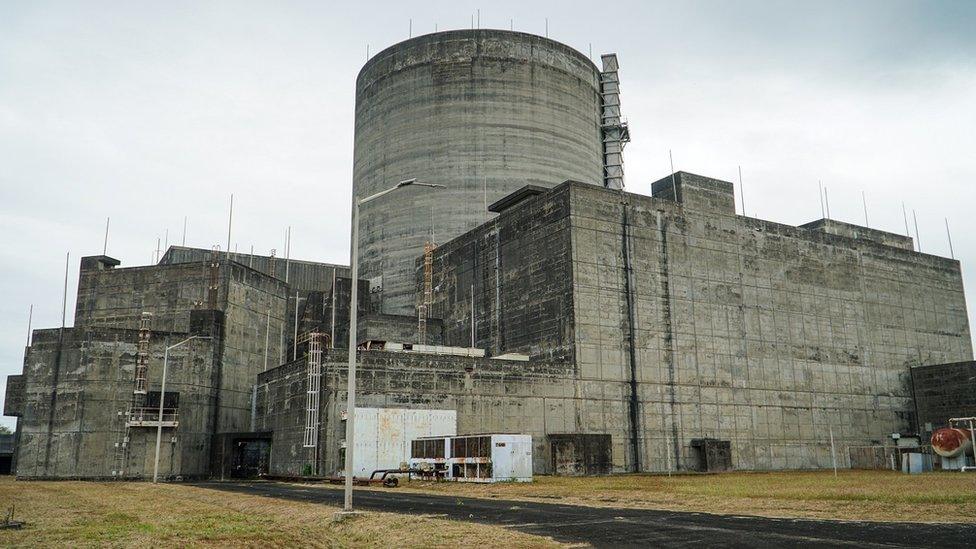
[256,350,575,476]
[911,361,976,436]
[567,175,971,471]
[423,176,972,472]
[161,246,349,292]
[14,326,217,479]
[354,29,604,316]
[358,313,443,346]
[10,255,291,479]
[425,184,577,360]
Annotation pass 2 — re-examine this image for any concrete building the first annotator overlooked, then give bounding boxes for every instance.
[354,30,609,315]
[251,175,971,475]
[5,254,291,479]
[4,30,973,478]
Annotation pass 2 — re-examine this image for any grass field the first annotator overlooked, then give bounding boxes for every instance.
[393,470,976,523]
[0,478,558,547]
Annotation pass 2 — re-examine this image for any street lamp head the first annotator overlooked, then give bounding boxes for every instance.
[396,178,417,188]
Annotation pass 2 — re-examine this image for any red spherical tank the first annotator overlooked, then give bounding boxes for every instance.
[931,428,973,458]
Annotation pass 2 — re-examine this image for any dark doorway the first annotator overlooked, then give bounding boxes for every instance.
[690,438,732,472]
[232,438,271,478]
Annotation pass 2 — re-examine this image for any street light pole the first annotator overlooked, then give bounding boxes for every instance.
[153,335,211,483]
[343,178,444,512]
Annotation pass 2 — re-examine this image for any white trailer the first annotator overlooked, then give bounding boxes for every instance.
[410,433,533,483]
[349,407,456,477]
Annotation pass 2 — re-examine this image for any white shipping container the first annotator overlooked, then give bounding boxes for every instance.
[351,407,456,477]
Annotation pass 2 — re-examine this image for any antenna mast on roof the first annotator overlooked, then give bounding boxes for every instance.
[668,150,677,200]
[945,218,955,259]
[913,209,922,252]
[103,217,110,255]
[738,166,746,216]
[818,181,825,219]
[861,191,869,227]
[226,194,234,258]
[824,187,831,220]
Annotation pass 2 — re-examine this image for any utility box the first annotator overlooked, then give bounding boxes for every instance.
[901,453,933,474]
[410,434,533,482]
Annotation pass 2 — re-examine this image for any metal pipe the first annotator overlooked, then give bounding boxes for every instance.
[913,209,921,252]
[861,191,869,227]
[668,150,678,202]
[738,166,745,216]
[819,181,825,219]
[103,217,110,256]
[330,269,337,348]
[829,424,837,477]
[26,303,33,347]
[263,309,271,372]
[344,199,361,511]
[285,226,291,283]
[293,290,300,361]
[226,194,233,257]
[902,202,910,238]
[945,218,955,259]
[61,252,69,331]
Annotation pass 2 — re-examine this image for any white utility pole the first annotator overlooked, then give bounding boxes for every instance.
[343,178,444,512]
[153,335,211,483]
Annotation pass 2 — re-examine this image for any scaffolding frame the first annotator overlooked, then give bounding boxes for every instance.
[418,241,435,344]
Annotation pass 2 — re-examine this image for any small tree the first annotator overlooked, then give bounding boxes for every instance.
[0,425,11,435]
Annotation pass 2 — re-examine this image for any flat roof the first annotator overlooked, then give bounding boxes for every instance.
[487,185,549,213]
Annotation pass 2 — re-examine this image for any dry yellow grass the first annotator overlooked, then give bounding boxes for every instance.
[0,477,560,548]
[392,470,976,523]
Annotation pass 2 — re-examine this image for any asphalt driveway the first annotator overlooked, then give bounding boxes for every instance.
[194,481,976,548]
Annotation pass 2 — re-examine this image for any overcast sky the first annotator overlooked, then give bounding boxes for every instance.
[1,1,974,427]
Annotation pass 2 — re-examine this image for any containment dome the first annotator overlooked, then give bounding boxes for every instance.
[353,29,604,315]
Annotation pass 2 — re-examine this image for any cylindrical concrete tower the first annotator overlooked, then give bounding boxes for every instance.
[353,29,603,315]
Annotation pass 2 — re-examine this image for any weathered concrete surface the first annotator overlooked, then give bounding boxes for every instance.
[354,30,604,316]
[256,350,574,476]
[160,246,349,292]
[11,255,289,479]
[14,326,218,479]
[421,175,972,472]
[424,183,577,361]
[911,361,976,436]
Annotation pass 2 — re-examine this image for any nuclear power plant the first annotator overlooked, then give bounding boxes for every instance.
[4,29,975,480]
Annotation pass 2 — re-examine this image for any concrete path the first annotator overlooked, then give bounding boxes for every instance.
[195,481,976,548]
